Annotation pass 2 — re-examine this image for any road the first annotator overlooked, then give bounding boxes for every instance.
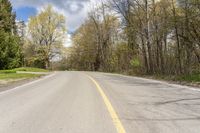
[0,71,200,133]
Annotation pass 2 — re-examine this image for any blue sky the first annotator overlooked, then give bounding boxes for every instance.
[10,0,100,46]
[11,0,91,32]
[10,0,93,46]
[14,7,37,22]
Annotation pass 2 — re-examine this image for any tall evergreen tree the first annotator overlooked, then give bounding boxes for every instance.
[0,0,16,33]
[0,0,21,69]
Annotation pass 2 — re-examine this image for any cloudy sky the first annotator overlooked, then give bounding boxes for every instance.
[10,0,94,46]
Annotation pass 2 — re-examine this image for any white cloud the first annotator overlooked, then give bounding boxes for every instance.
[11,0,90,32]
[11,0,106,47]
[64,34,73,47]
[11,0,94,47]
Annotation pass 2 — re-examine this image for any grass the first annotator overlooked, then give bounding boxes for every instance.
[0,70,16,73]
[0,73,42,80]
[144,73,200,85]
[13,67,49,72]
[177,74,200,82]
[0,67,48,81]
[0,67,49,74]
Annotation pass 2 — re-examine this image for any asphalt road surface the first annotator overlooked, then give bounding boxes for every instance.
[0,71,200,133]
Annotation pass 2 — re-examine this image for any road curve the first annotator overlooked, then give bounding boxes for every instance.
[0,71,200,133]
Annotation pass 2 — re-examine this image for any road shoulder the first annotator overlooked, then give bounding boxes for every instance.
[90,72,200,90]
[0,72,54,93]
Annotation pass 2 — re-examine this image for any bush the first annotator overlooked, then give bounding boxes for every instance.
[130,58,140,67]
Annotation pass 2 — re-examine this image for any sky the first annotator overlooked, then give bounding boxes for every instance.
[10,0,93,46]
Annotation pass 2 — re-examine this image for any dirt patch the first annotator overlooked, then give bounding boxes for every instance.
[0,78,26,85]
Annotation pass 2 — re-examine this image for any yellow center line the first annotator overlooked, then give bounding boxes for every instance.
[86,74,126,133]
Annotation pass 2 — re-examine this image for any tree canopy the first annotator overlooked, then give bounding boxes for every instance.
[25,5,67,68]
[0,0,21,69]
[67,0,200,75]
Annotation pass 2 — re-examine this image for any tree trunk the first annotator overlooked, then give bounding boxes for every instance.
[172,0,182,74]
[141,35,149,73]
[145,0,154,74]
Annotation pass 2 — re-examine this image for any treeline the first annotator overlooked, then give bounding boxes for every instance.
[0,0,67,70]
[67,0,200,75]
[0,0,22,69]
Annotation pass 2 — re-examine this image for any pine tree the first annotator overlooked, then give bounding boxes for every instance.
[0,0,16,33]
[0,0,21,69]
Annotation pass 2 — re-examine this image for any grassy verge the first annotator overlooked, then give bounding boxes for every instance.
[176,74,200,82]
[0,67,49,74]
[0,69,17,73]
[0,67,48,83]
[139,73,200,87]
[12,67,49,72]
[116,70,200,87]
[0,73,43,80]
[149,74,200,83]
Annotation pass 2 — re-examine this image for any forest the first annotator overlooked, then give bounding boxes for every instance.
[0,0,66,70]
[67,0,200,79]
[0,0,200,82]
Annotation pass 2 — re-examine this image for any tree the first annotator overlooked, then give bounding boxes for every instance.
[0,0,21,69]
[67,4,120,72]
[67,0,200,76]
[27,5,66,69]
[0,0,16,34]
[0,31,21,69]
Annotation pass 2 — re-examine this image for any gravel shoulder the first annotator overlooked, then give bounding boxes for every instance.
[0,72,51,92]
[0,77,42,92]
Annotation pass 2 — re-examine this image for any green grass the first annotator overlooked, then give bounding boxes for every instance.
[0,70,16,73]
[148,73,200,83]
[0,73,42,80]
[0,67,48,81]
[13,67,49,72]
[0,67,48,74]
[177,74,200,82]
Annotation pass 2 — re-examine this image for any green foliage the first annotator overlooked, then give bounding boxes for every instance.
[26,5,66,69]
[0,0,16,33]
[0,0,21,69]
[25,57,46,69]
[0,31,21,69]
[130,58,140,67]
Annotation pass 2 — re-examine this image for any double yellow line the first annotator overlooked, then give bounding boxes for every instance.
[86,75,126,133]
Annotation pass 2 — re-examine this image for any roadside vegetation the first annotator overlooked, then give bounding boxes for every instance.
[13,67,49,72]
[0,0,22,70]
[177,74,200,83]
[0,0,199,85]
[0,1,67,70]
[0,67,48,81]
[142,73,200,84]
[66,0,200,84]
[0,1,62,83]
[0,73,42,80]
[0,67,49,73]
